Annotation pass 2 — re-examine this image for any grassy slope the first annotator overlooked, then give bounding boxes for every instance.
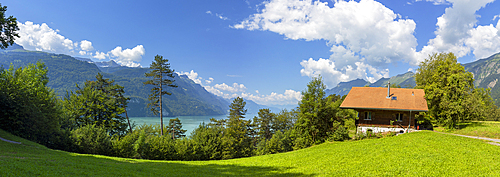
[1,129,500,176]
[434,121,500,139]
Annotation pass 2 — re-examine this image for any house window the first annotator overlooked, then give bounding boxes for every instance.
[364,112,372,120]
[396,113,403,122]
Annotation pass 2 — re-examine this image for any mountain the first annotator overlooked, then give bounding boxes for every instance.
[324,52,500,107]
[324,71,415,97]
[225,98,281,115]
[463,52,500,106]
[325,78,369,96]
[370,71,416,88]
[0,46,229,117]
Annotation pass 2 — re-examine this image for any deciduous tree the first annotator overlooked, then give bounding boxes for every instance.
[0,3,18,49]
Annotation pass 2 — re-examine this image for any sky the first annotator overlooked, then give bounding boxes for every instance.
[3,0,500,107]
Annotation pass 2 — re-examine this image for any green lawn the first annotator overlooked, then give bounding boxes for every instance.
[1,129,500,176]
[434,121,500,139]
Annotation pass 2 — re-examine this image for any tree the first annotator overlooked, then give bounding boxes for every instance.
[272,108,297,133]
[0,62,62,146]
[167,118,187,139]
[415,52,495,128]
[253,108,275,141]
[64,73,128,135]
[144,55,177,136]
[294,76,328,147]
[222,97,253,159]
[0,3,18,49]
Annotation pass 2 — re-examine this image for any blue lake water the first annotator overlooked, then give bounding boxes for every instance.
[129,113,257,136]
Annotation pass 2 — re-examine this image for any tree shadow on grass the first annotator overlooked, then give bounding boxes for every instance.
[67,154,315,177]
[456,122,486,129]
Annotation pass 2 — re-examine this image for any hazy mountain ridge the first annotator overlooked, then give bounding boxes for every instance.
[0,45,230,117]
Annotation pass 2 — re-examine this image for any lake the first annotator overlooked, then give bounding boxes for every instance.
[129,113,257,136]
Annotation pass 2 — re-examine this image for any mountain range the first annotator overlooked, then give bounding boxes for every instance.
[2,43,500,115]
[325,52,500,107]
[0,44,277,117]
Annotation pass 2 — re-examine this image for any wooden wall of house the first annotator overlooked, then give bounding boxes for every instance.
[356,109,418,128]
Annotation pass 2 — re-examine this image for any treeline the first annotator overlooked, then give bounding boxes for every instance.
[0,61,355,160]
[415,52,500,129]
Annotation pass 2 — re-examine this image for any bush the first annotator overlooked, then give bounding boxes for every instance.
[257,130,294,155]
[71,125,113,155]
[189,124,224,160]
[328,126,350,141]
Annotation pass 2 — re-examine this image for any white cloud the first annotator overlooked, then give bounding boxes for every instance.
[419,0,497,60]
[108,45,145,67]
[178,70,203,84]
[234,0,418,88]
[416,0,449,5]
[214,83,247,93]
[206,10,229,20]
[16,21,78,54]
[80,40,94,51]
[178,70,301,105]
[206,77,214,84]
[16,21,145,67]
[216,13,228,20]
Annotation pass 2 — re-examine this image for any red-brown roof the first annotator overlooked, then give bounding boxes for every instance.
[340,87,428,112]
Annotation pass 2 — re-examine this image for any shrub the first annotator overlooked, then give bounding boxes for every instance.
[71,125,113,155]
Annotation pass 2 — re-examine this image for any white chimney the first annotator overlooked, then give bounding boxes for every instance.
[387,82,390,98]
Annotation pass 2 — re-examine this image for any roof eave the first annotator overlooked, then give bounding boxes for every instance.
[339,106,428,112]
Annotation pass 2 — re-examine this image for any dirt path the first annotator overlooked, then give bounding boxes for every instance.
[434,131,500,146]
[0,137,21,144]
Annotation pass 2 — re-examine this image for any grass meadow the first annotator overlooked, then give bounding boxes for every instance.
[1,129,500,176]
[434,121,500,139]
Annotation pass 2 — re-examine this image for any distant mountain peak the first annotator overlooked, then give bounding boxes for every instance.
[73,57,122,68]
[2,43,25,51]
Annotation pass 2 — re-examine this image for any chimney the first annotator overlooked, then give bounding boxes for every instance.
[387,82,390,98]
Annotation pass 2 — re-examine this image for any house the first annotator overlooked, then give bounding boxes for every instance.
[339,85,428,133]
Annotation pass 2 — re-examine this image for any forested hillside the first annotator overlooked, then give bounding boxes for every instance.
[463,52,500,106]
[0,44,229,116]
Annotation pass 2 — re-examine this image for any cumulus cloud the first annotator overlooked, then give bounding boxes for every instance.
[419,0,498,60]
[214,83,247,93]
[16,21,145,67]
[235,0,500,88]
[107,45,145,67]
[16,21,78,54]
[178,70,301,105]
[80,40,94,51]
[178,70,203,84]
[234,0,418,87]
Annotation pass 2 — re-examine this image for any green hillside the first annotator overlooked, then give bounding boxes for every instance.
[463,52,500,106]
[2,129,500,176]
[0,46,228,117]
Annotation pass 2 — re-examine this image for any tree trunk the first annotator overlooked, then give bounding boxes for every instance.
[160,76,163,136]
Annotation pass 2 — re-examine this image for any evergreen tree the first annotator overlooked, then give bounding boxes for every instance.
[253,108,275,141]
[222,97,253,159]
[167,118,187,139]
[144,55,177,136]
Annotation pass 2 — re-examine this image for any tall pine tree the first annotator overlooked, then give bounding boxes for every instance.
[144,55,177,136]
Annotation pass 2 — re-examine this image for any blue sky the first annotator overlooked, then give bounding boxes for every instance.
[4,0,500,107]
